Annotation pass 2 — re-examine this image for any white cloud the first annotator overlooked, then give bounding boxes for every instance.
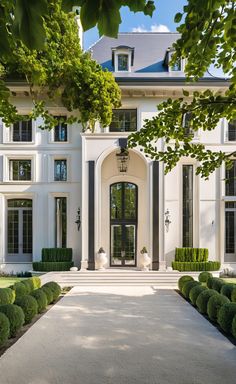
[132,24,170,33]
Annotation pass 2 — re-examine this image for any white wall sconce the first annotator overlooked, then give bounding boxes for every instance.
[164,209,171,232]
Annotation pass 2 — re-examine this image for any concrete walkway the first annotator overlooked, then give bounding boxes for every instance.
[0,286,236,384]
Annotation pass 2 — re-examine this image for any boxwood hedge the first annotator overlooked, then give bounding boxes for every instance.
[0,304,25,337]
[220,284,236,300]
[196,289,219,314]
[0,312,10,346]
[182,281,200,299]
[41,286,53,305]
[13,282,27,300]
[217,303,236,334]
[43,282,61,302]
[30,289,47,313]
[207,294,230,322]
[178,275,194,292]
[198,272,213,283]
[211,278,226,293]
[30,277,41,289]
[16,295,38,324]
[0,288,15,305]
[189,285,207,306]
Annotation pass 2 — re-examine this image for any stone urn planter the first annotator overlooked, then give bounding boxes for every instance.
[140,247,151,271]
[96,247,108,270]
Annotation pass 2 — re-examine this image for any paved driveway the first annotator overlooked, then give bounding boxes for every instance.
[0,286,236,384]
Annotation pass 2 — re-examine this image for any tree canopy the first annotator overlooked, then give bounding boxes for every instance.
[129,0,236,178]
[0,0,121,130]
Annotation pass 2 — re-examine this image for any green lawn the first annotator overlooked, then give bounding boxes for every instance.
[222,278,236,284]
[0,277,23,288]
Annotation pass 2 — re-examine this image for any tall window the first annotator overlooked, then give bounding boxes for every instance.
[225,161,236,196]
[183,165,193,247]
[54,117,67,142]
[55,197,67,248]
[110,109,137,132]
[11,120,32,142]
[9,160,31,181]
[118,54,129,71]
[228,120,236,141]
[54,160,67,181]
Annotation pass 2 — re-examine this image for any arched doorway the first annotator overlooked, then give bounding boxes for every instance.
[110,182,137,266]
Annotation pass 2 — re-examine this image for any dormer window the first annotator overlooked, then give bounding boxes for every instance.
[112,46,134,73]
[163,48,184,73]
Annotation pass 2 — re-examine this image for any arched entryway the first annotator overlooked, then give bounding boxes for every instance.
[110,182,137,266]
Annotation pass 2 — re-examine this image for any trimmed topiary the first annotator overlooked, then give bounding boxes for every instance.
[21,279,34,294]
[0,304,25,337]
[196,289,219,314]
[231,288,236,303]
[13,282,27,300]
[16,295,38,324]
[0,288,15,305]
[232,315,236,339]
[206,277,215,289]
[207,294,230,322]
[30,289,47,313]
[182,281,200,299]
[43,282,61,302]
[178,275,194,292]
[189,285,208,306]
[221,284,236,300]
[217,303,236,334]
[30,277,41,290]
[0,312,10,346]
[198,271,213,283]
[211,278,226,293]
[41,286,53,305]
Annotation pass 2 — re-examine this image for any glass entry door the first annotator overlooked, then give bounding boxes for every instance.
[110,182,137,266]
[7,199,32,262]
[225,202,236,262]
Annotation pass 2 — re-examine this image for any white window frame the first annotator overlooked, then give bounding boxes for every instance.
[2,120,36,145]
[4,155,35,183]
[168,51,185,73]
[49,155,70,182]
[48,116,69,144]
[114,50,132,73]
[224,119,236,143]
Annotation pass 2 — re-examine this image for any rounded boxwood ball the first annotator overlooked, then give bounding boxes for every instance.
[207,294,230,322]
[30,289,47,313]
[43,282,61,302]
[198,272,213,283]
[182,281,200,300]
[196,289,219,314]
[231,288,236,302]
[189,285,208,306]
[30,277,41,289]
[0,288,15,305]
[13,282,27,300]
[16,295,38,324]
[41,286,53,305]
[206,277,215,289]
[218,303,236,333]
[0,304,25,337]
[178,276,194,292]
[221,284,236,300]
[212,278,226,293]
[0,312,10,346]
[21,279,34,294]
[232,315,236,339]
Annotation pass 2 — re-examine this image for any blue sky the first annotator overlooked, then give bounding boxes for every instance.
[84,0,187,49]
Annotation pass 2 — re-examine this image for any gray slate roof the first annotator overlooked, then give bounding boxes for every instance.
[90,32,184,79]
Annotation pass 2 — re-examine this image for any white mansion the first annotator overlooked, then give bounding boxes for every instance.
[0,32,235,274]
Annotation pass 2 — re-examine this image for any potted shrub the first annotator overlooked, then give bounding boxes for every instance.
[96,247,108,270]
[140,247,151,271]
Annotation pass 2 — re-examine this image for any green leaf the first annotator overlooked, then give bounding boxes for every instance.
[182,89,189,97]
[14,0,48,50]
[80,0,100,31]
[174,12,183,23]
[97,0,122,37]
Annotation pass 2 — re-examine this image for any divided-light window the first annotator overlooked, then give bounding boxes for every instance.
[110,110,137,132]
[118,54,129,71]
[9,160,31,181]
[12,120,32,142]
[54,116,68,142]
[228,120,236,141]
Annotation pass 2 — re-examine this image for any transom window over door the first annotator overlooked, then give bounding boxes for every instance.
[7,199,32,262]
[110,109,137,132]
[110,182,137,267]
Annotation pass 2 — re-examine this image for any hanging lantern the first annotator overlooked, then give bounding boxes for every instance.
[116,147,130,173]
